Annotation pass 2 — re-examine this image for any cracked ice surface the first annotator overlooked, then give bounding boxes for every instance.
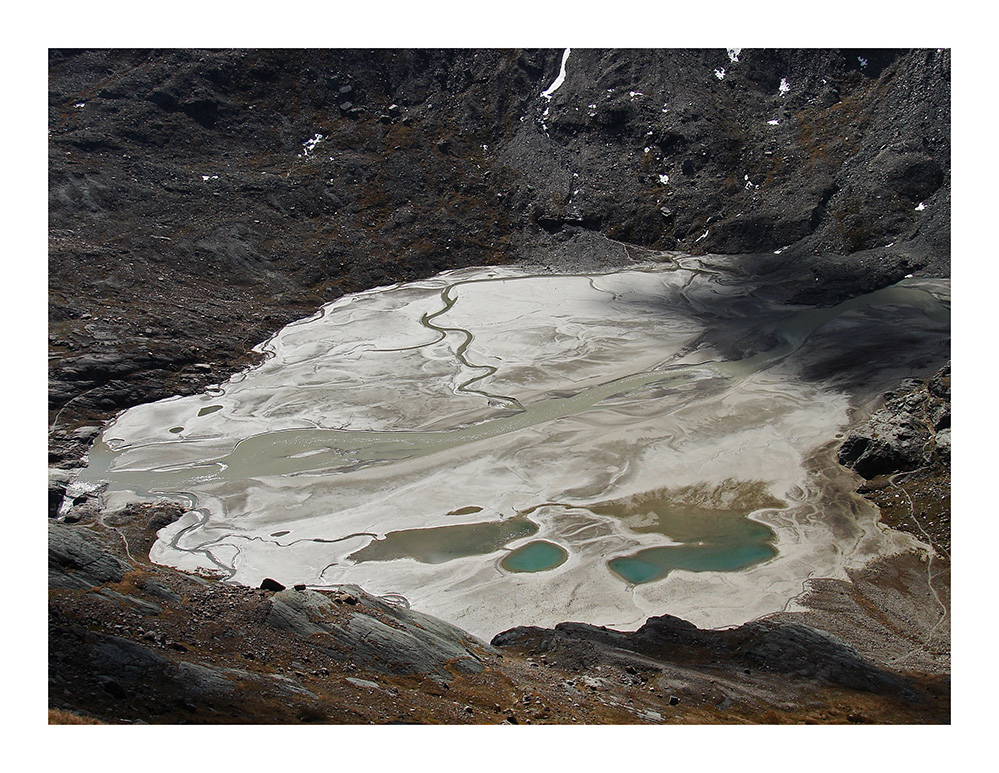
[78,260,950,639]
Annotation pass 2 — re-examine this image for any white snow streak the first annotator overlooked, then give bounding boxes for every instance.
[541,48,571,99]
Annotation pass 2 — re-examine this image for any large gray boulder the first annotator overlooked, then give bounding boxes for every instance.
[265,587,490,679]
[49,522,131,590]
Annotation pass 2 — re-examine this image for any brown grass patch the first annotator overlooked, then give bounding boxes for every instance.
[48,709,105,725]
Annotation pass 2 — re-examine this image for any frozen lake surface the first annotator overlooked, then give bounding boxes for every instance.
[77,256,950,638]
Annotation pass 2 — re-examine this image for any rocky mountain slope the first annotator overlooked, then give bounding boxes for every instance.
[48,48,950,724]
[48,48,949,443]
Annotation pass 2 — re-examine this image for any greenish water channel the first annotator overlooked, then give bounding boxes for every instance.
[348,516,538,565]
[89,366,706,492]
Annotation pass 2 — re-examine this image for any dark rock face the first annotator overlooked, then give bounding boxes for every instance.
[531,48,948,264]
[838,362,950,478]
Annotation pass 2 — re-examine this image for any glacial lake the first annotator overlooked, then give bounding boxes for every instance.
[75,255,950,638]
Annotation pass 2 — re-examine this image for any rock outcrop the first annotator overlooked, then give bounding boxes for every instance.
[49,522,131,590]
[265,586,491,678]
[838,362,950,479]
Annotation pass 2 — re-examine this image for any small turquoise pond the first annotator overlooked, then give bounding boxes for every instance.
[608,539,777,585]
[501,540,568,573]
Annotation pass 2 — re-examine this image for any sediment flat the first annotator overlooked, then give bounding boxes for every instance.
[77,259,950,640]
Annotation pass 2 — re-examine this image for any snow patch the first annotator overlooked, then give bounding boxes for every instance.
[298,133,324,158]
[727,48,741,63]
[201,174,219,181]
[767,119,780,126]
[714,68,725,80]
[658,174,669,185]
[915,202,927,211]
[778,78,790,96]
[540,105,551,131]
[541,48,571,99]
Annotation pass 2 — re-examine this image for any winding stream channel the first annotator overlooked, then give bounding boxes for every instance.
[75,254,950,638]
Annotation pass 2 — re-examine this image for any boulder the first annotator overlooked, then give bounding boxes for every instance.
[264,587,489,679]
[265,588,338,637]
[49,523,131,590]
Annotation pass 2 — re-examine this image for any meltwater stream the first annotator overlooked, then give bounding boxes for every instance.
[75,256,950,638]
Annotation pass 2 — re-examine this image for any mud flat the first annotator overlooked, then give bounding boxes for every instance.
[74,257,950,640]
